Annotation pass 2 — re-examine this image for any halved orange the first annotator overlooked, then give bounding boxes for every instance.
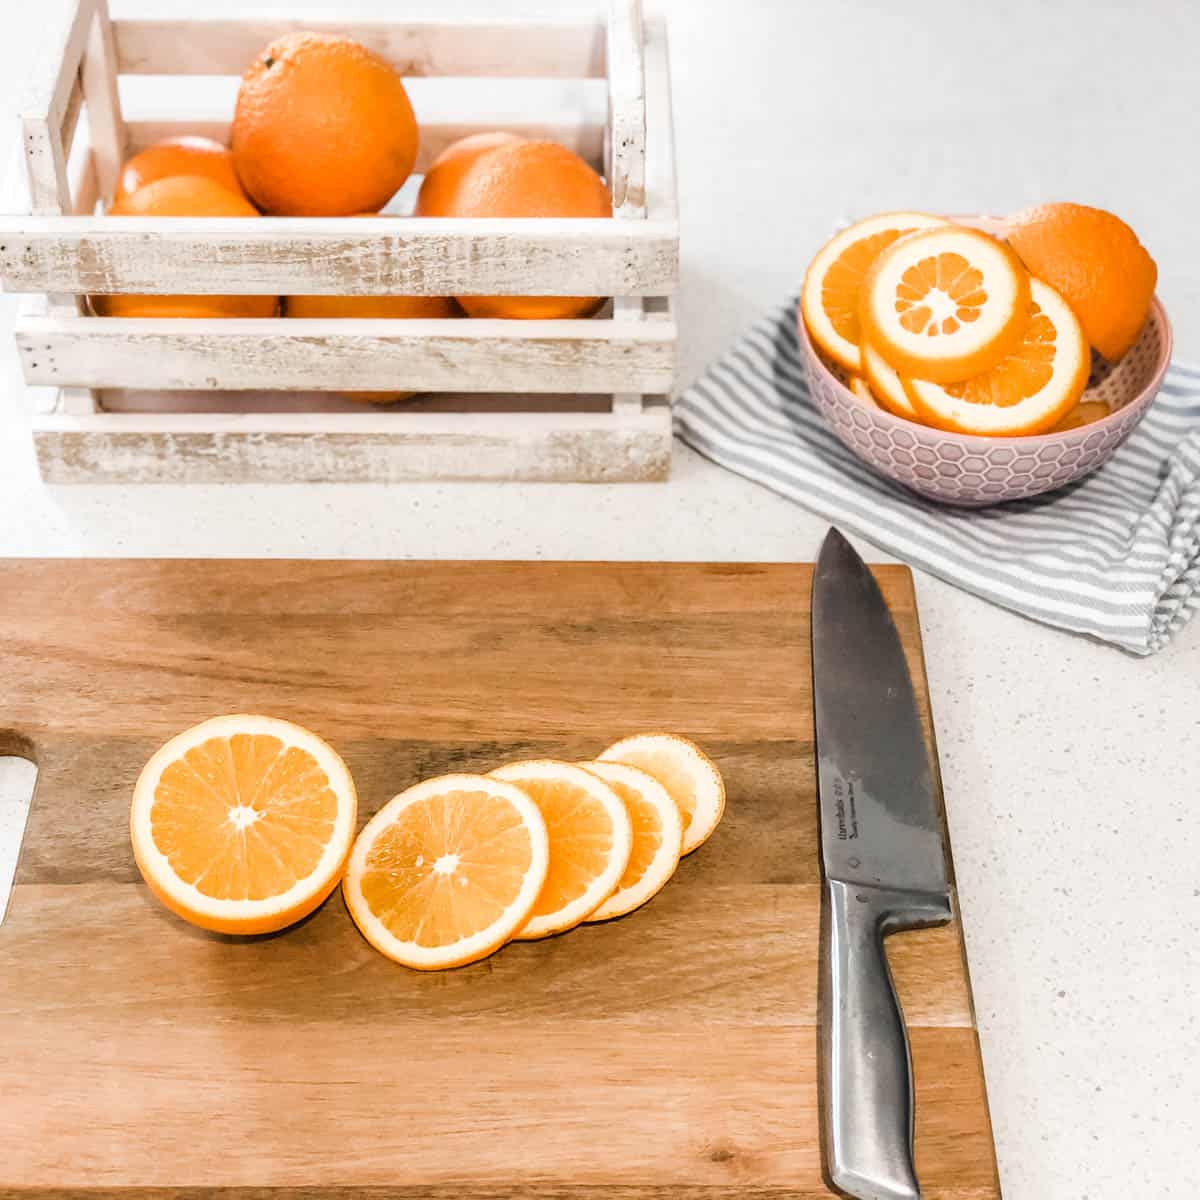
[800,212,947,372]
[861,225,1031,383]
[130,714,358,935]
[490,760,632,939]
[862,341,920,420]
[342,774,549,970]
[580,760,684,921]
[904,278,1089,437]
[598,733,725,855]
[848,375,879,408]
[1006,203,1157,361]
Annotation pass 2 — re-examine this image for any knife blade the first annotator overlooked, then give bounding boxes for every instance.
[811,528,952,1200]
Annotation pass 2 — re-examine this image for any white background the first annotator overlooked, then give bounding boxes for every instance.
[0,2,1198,1197]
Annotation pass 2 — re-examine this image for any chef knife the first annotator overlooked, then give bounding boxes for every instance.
[811,529,953,1200]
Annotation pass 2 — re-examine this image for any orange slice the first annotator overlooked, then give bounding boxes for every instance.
[800,212,947,372]
[580,760,684,921]
[1052,400,1110,432]
[130,714,358,935]
[904,278,1089,437]
[490,760,632,939]
[342,774,549,970]
[848,375,879,408]
[862,341,920,420]
[861,225,1031,383]
[598,733,725,855]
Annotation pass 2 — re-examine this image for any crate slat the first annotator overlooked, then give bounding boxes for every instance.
[71,150,101,217]
[16,312,677,394]
[607,0,646,215]
[61,74,84,158]
[79,0,126,204]
[643,20,677,222]
[114,15,606,79]
[20,0,93,143]
[0,215,678,296]
[31,402,673,483]
[122,116,606,176]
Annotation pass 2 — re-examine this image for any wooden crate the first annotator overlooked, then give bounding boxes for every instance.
[0,0,678,482]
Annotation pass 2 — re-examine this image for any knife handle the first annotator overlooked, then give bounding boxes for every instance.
[820,879,953,1200]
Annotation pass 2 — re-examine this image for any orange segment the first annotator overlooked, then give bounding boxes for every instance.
[130,715,357,935]
[598,733,725,855]
[861,225,1030,382]
[800,212,947,372]
[862,341,920,420]
[490,760,632,939]
[580,761,684,921]
[342,774,549,969]
[904,278,1089,437]
[1006,203,1157,361]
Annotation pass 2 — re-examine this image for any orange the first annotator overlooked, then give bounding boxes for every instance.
[861,225,1030,383]
[579,760,684,921]
[848,375,879,408]
[1006,202,1157,361]
[232,32,418,216]
[862,341,920,420]
[904,278,1089,437]
[800,212,948,372]
[1052,400,1110,432]
[285,294,459,321]
[285,292,459,402]
[342,774,549,970]
[490,760,631,939]
[93,176,278,318]
[598,733,725,855]
[415,131,526,217]
[444,140,612,320]
[114,136,249,206]
[129,714,358,935]
[286,229,459,402]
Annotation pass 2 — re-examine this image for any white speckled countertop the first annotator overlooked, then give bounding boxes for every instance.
[1,1,1198,1195]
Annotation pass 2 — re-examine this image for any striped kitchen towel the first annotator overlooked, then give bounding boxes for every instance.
[675,297,1200,654]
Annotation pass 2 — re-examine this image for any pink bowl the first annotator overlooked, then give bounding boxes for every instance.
[798,297,1173,508]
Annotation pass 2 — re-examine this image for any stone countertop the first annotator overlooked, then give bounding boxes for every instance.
[0,1,1197,1196]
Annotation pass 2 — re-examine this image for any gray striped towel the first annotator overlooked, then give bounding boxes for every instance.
[675,297,1200,655]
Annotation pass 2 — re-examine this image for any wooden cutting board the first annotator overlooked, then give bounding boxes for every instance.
[0,559,999,1198]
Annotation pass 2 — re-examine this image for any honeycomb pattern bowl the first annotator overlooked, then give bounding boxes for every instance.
[799,297,1173,508]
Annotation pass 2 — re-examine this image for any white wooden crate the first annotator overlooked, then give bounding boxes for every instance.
[0,0,679,482]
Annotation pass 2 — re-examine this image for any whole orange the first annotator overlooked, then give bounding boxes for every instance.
[231,32,418,216]
[92,176,278,319]
[444,140,612,320]
[1006,203,1157,361]
[114,136,249,206]
[285,294,460,320]
[286,289,459,404]
[414,131,526,217]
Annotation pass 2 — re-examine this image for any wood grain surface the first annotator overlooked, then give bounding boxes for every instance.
[0,560,999,1198]
[0,216,679,298]
[28,404,674,484]
[16,313,677,395]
